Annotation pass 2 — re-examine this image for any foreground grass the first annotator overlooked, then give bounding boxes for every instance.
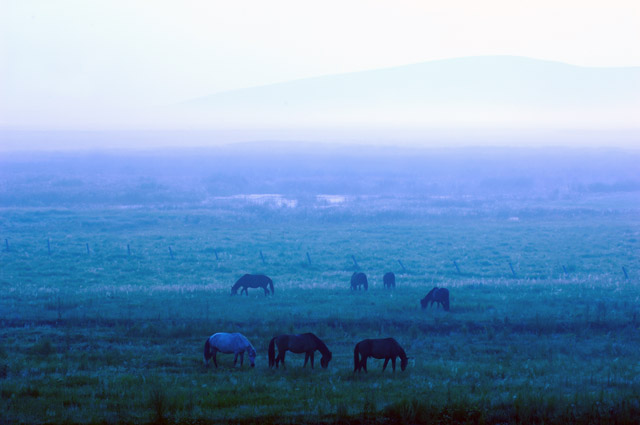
[1,207,639,424]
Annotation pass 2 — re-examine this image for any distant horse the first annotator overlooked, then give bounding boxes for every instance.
[353,338,408,373]
[204,332,256,368]
[350,272,368,291]
[268,333,332,369]
[231,274,274,296]
[383,272,396,288]
[420,287,450,311]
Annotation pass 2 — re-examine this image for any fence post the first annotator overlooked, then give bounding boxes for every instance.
[127,244,131,256]
[86,243,90,255]
[214,249,219,261]
[351,255,359,269]
[306,252,312,265]
[622,266,629,280]
[453,260,461,274]
[397,259,406,273]
[508,262,516,278]
[260,250,265,265]
[169,246,174,260]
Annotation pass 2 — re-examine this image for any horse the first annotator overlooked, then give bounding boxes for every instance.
[383,272,396,288]
[420,287,450,311]
[350,272,368,291]
[231,274,274,296]
[353,338,408,373]
[268,333,332,369]
[204,332,256,368]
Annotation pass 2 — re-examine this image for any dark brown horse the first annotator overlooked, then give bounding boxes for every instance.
[420,287,449,311]
[268,333,332,369]
[354,338,408,373]
[231,274,274,296]
[350,272,368,291]
[383,272,396,288]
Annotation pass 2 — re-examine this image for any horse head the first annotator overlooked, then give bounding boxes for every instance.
[320,351,332,368]
[400,356,408,371]
[248,346,256,368]
[420,298,428,309]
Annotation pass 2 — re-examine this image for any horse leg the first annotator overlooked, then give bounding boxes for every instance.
[303,353,309,368]
[382,358,390,372]
[362,356,368,373]
[233,352,239,367]
[263,286,269,296]
[392,358,396,372]
[310,352,315,369]
[240,352,244,367]
[213,350,218,368]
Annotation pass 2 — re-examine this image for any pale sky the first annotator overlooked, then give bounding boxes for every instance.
[1,0,639,131]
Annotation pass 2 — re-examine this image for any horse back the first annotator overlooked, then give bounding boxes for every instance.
[286,333,315,353]
[211,332,246,353]
[373,338,401,358]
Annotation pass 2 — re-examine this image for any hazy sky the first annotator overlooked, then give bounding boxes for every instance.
[1,0,639,133]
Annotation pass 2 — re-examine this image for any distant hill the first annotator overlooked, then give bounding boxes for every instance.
[178,56,640,131]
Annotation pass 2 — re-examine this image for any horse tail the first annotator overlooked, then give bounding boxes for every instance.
[268,278,274,295]
[268,337,276,368]
[204,338,212,364]
[353,343,361,371]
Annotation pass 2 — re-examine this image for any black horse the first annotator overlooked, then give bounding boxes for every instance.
[383,272,396,288]
[231,274,274,296]
[353,338,408,373]
[268,333,332,369]
[350,272,368,291]
[420,287,450,311]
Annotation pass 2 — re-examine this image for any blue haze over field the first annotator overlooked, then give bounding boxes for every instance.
[1,56,638,215]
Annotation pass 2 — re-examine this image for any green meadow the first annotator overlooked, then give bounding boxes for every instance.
[1,202,639,424]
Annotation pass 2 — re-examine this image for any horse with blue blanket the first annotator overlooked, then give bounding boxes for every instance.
[204,332,256,368]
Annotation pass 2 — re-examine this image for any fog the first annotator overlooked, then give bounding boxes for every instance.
[2,143,638,217]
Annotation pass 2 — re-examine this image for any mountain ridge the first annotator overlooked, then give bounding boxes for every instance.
[176,55,640,130]
[183,55,640,102]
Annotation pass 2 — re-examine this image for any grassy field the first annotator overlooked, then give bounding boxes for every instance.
[1,204,639,424]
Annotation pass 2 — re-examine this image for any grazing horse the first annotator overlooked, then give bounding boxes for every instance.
[383,272,396,288]
[268,333,332,369]
[204,332,256,368]
[420,287,450,311]
[231,274,274,296]
[354,338,408,373]
[350,272,368,291]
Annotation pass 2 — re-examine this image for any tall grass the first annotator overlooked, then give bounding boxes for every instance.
[1,206,639,424]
